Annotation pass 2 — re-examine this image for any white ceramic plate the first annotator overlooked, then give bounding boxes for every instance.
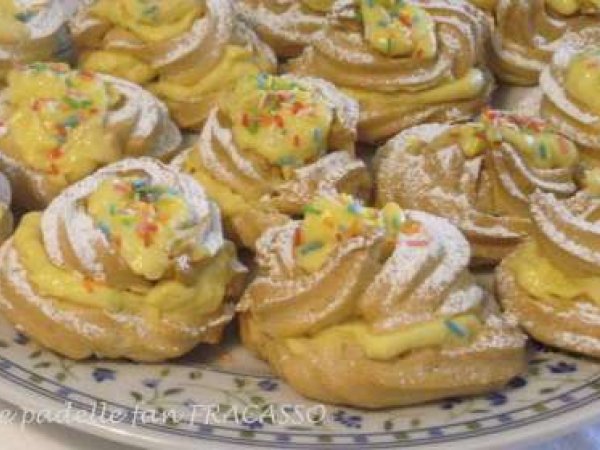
[0,312,599,450]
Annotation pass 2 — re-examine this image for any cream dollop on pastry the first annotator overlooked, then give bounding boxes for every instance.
[0,158,243,361]
[239,194,526,408]
[71,0,277,129]
[236,0,334,58]
[497,187,600,357]
[376,110,581,265]
[488,0,600,85]
[171,73,370,249]
[540,27,600,165]
[288,0,494,143]
[0,0,67,83]
[0,62,181,210]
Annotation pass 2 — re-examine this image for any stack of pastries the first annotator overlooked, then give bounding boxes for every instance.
[0,0,597,410]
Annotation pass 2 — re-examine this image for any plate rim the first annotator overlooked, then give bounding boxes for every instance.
[0,351,599,450]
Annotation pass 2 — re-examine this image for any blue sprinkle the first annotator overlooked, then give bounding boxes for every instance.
[97,222,111,239]
[445,319,468,338]
[347,201,363,215]
[131,179,147,190]
[257,73,269,90]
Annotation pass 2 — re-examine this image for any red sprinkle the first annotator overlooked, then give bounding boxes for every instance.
[273,115,284,128]
[293,227,303,247]
[242,112,250,128]
[49,147,64,160]
[83,278,95,293]
[292,102,305,115]
[405,239,429,247]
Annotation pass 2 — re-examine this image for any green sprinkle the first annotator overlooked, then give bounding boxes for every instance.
[15,10,35,22]
[303,204,322,215]
[63,96,93,110]
[392,214,403,229]
[63,115,80,129]
[277,155,299,167]
[300,241,324,255]
[539,142,548,160]
[445,319,469,338]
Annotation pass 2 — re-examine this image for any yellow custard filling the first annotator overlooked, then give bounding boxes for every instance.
[360,0,436,59]
[0,63,120,186]
[347,68,487,110]
[0,0,29,45]
[81,51,157,85]
[14,212,234,314]
[546,0,600,15]
[0,204,11,241]
[301,0,335,12]
[87,176,210,280]
[565,48,600,116]
[222,74,333,169]
[149,45,265,101]
[285,314,481,360]
[89,0,203,42]
[294,195,407,273]
[468,0,497,10]
[448,109,579,169]
[509,240,600,306]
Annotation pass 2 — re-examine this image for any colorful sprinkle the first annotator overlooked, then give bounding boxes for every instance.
[445,319,469,338]
[300,241,324,255]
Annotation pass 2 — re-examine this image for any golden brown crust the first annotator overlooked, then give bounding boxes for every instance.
[488,0,600,85]
[239,210,526,408]
[0,158,241,362]
[287,0,493,143]
[497,252,600,358]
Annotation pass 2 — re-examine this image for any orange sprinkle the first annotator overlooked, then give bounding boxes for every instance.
[292,102,305,115]
[293,227,303,246]
[48,164,60,175]
[293,135,301,147]
[48,147,64,160]
[273,115,284,128]
[401,221,422,235]
[83,277,95,293]
[242,112,250,127]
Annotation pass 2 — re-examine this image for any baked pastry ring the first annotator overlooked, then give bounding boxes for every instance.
[488,0,600,85]
[376,109,581,265]
[71,0,277,129]
[0,158,243,362]
[288,0,494,144]
[239,194,526,408]
[0,171,12,243]
[497,188,600,357]
[236,0,334,58]
[0,0,67,83]
[540,27,600,166]
[0,62,181,210]
[172,73,370,249]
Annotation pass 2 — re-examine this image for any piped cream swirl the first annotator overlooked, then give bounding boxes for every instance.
[376,111,581,264]
[288,0,493,143]
[0,158,242,361]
